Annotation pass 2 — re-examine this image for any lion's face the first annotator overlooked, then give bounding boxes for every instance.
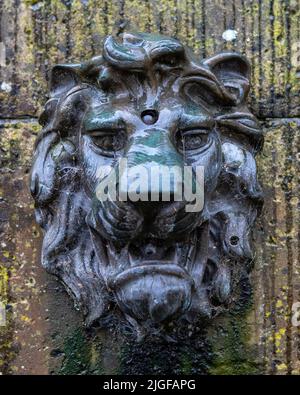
[31,33,263,336]
[82,99,221,323]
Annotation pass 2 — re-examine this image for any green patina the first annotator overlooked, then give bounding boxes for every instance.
[209,295,261,375]
[58,328,104,375]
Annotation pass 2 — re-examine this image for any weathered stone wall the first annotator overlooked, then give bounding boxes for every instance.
[0,0,299,375]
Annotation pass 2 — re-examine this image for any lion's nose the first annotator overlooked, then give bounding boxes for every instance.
[117,128,185,207]
[117,169,184,205]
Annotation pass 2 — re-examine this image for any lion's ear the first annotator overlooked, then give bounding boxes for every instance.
[204,53,250,104]
[50,64,81,97]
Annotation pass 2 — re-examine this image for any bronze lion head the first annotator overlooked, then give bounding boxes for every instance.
[30,33,263,339]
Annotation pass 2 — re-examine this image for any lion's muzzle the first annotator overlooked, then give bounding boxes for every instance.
[87,127,202,324]
[93,127,202,241]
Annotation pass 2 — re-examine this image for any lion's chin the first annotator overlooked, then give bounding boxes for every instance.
[109,264,193,323]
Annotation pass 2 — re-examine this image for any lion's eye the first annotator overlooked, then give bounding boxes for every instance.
[176,129,210,153]
[157,55,177,67]
[89,130,126,154]
[154,54,182,70]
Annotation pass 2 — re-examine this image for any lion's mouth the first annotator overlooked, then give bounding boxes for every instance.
[91,228,208,287]
[88,218,212,324]
[108,263,193,289]
[108,262,195,323]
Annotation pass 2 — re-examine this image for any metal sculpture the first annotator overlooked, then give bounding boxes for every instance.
[30,33,263,338]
